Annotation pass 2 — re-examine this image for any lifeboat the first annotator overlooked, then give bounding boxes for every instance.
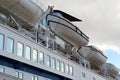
[46,13,89,48]
[78,46,107,69]
[0,0,44,26]
[104,63,119,78]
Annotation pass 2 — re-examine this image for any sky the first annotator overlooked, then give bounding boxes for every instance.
[40,0,120,69]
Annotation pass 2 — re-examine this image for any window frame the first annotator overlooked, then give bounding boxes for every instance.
[6,37,14,53]
[17,42,24,57]
[65,64,69,74]
[32,76,38,80]
[0,33,4,50]
[51,57,56,69]
[60,61,65,73]
[32,49,38,62]
[38,51,44,65]
[93,77,96,80]
[0,67,5,73]
[16,71,23,79]
[56,59,60,71]
[25,45,31,60]
[69,65,73,76]
[45,55,51,67]
[82,72,86,78]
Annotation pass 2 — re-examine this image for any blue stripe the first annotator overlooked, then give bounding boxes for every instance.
[0,55,71,80]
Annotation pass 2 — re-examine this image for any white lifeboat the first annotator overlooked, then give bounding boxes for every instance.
[104,63,119,78]
[46,14,89,48]
[0,0,44,26]
[78,46,107,68]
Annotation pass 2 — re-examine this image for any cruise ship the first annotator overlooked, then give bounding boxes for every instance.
[0,0,120,80]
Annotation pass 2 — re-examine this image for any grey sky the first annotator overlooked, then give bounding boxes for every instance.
[41,0,120,53]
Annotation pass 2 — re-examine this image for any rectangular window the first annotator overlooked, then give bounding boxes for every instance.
[69,66,73,76]
[51,57,56,69]
[16,71,23,79]
[32,76,38,80]
[35,77,38,80]
[39,52,44,64]
[17,42,23,57]
[65,64,69,74]
[56,59,60,71]
[0,34,4,50]
[32,76,34,80]
[93,77,96,80]
[25,46,31,60]
[39,76,51,80]
[7,38,14,53]
[0,67,4,73]
[45,55,50,67]
[82,72,86,78]
[32,49,38,62]
[60,62,65,73]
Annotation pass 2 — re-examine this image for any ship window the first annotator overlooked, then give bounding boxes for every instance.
[16,71,23,79]
[93,77,96,80]
[56,59,60,71]
[25,46,31,60]
[82,72,86,78]
[17,42,24,57]
[45,55,50,67]
[39,52,44,65]
[32,76,38,80]
[60,62,65,73]
[65,64,69,74]
[0,34,4,50]
[39,76,47,80]
[69,66,73,76]
[0,67,4,73]
[7,38,14,53]
[51,57,56,69]
[32,49,38,62]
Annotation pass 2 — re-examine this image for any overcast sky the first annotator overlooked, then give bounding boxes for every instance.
[40,0,120,68]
